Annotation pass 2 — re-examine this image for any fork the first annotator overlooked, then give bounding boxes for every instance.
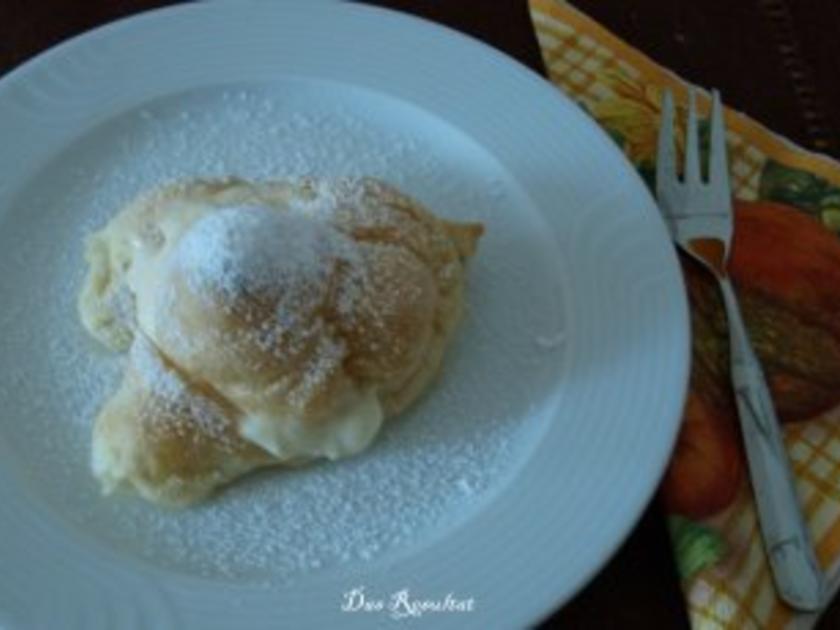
[657,88,826,611]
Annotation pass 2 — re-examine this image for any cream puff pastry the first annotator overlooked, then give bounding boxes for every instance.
[79,177,482,505]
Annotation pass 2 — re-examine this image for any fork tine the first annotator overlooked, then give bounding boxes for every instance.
[684,87,701,184]
[709,89,730,193]
[656,89,676,200]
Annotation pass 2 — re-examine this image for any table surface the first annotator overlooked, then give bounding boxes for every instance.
[2,1,839,628]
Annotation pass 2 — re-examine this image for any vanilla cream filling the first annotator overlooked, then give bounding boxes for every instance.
[239,389,384,460]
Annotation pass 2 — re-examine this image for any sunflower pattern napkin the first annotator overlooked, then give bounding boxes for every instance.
[528,1,840,628]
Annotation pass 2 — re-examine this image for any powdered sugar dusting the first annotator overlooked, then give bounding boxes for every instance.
[288,334,346,409]
[290,177,369,221]
[168,201,370,405]
[0,82,567,582]
[130,333,231,444]
[175,206,352,302]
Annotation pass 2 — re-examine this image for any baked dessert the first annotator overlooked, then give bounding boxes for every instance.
[78,177,482,505]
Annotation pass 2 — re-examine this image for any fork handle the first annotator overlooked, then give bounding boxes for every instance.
[720,277,826,611]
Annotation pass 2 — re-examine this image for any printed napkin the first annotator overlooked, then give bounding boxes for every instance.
[528,1,840,627]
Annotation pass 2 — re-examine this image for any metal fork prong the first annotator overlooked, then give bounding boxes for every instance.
[656,89,676,200]
[709,89,730,192]
[684,88,702,185]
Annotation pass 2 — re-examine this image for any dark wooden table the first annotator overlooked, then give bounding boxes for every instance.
[2,1,838,628]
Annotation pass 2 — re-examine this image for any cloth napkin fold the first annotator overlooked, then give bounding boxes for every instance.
[528,1,840,628]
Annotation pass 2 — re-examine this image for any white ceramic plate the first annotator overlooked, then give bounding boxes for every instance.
[0,2,689,628]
